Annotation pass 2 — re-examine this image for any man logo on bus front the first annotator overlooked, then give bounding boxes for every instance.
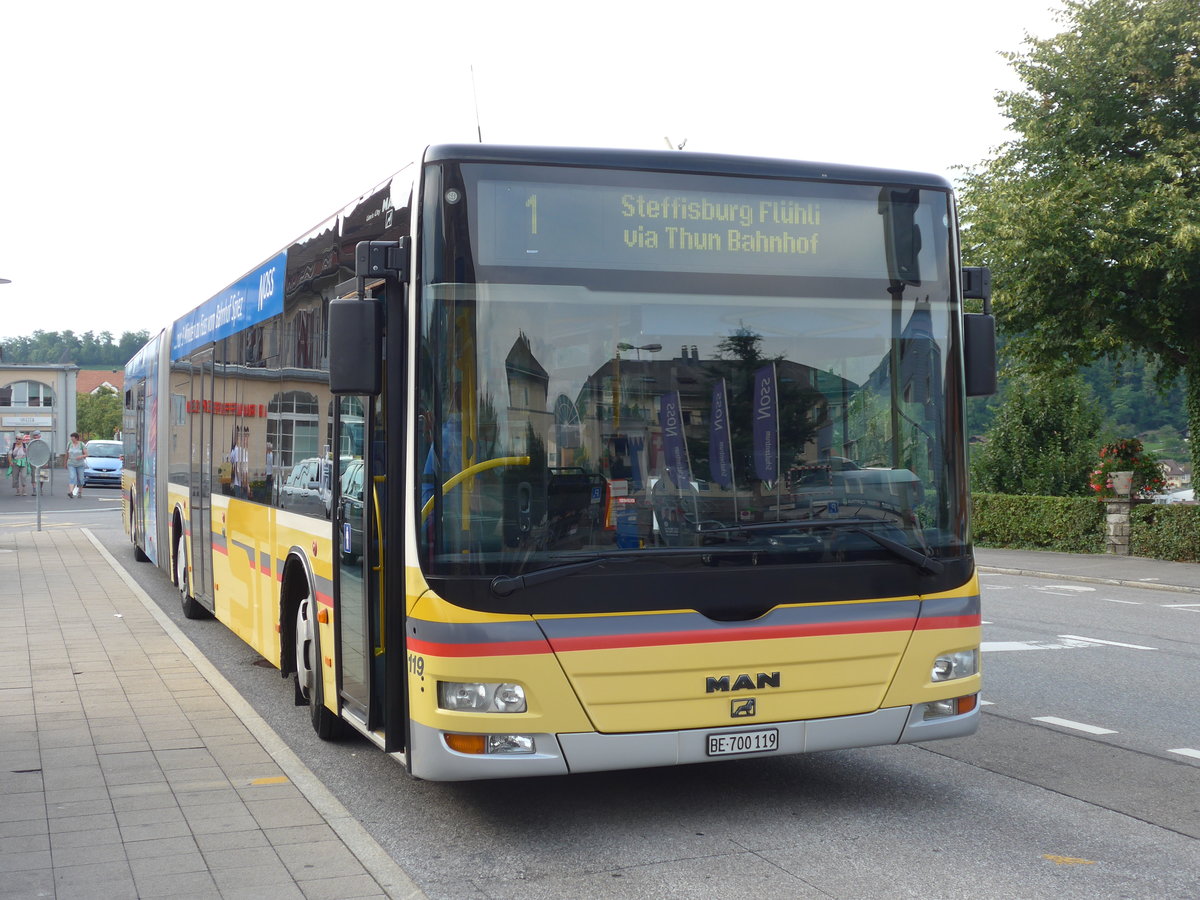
[731,698,756,718]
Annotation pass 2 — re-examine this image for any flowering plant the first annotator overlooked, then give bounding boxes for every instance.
[1089,438,1166,498]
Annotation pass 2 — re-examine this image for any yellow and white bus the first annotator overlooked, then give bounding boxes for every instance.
[124,144,995,780]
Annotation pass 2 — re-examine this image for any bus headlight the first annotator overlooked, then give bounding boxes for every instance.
[444,733,536,755]
[438,681,527,713]
[931,650,978,682]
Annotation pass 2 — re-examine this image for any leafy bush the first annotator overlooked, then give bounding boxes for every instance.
[971,493,1104,553]
[1131,504,1200,562]
[971,374,1100,497]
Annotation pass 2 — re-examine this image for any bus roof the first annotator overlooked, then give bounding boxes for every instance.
[423,144,953,191]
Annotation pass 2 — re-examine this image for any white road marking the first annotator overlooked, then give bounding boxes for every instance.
[1168,748,1200,761]
[982,637,1100,652]
[1058,634,1157,650]
[1033,716,1117,735]
[1102,598,1142,605]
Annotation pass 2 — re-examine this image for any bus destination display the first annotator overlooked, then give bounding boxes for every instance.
[476,179,928,280]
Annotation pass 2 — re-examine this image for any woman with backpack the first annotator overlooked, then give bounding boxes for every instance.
[11,434,28,496]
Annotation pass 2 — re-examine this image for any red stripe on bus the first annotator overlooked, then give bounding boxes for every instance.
[548,617,916,652]
[408,616,920,658]
[407,638,552,657]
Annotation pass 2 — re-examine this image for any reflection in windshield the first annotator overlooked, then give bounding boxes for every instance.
[416,282,962,578]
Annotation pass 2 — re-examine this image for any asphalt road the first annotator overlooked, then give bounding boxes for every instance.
[24,502,1199,900]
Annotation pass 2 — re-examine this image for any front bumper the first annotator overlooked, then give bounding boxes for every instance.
[407,701,980,781]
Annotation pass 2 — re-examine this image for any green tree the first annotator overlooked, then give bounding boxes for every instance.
[958,0,1200,471]
[76,388,122,442]
[0,329,149,365]
[972,373,1102,496]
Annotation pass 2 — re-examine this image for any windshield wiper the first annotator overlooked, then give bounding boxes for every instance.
[487,523,942,597]
[846,526,943,575]
[703,517,881,534]
[702,519,943,575]
[488,547,765,597]
[490,556,624,597]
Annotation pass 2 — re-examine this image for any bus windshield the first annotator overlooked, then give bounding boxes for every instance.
[416,162,967,606]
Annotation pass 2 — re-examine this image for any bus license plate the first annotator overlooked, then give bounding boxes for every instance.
[706,728,779,757]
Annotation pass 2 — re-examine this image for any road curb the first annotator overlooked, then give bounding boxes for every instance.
[978,565,1200,595]
[84,527,429,900]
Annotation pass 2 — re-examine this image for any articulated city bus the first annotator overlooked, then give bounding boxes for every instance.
[124,144,995,780]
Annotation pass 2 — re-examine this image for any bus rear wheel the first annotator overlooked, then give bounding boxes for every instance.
[293,595,342,739]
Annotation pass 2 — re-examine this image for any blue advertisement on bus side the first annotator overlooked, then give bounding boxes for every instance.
[171,252,287,360]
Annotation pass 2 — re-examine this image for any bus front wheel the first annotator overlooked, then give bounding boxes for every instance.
[293,594,342,740]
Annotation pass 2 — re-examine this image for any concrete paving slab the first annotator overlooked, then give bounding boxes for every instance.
[0,525,426,899]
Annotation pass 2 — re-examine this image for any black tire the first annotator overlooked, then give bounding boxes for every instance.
[177,536,209,620]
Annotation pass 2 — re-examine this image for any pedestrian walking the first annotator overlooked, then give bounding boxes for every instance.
[66,433,88,498]
[11,434,29,495]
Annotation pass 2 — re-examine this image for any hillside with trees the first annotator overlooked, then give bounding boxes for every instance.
[1,330,149,367]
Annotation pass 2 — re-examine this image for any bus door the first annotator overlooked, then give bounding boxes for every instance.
[333,394,382,728]
[130,380,148,548]
[189,348,214,601]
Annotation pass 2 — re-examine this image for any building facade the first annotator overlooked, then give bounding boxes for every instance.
[0,364,79,460]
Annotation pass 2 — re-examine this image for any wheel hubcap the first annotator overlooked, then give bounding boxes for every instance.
[295,598,314,700]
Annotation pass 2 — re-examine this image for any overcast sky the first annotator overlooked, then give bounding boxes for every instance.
[0,0,1066,343]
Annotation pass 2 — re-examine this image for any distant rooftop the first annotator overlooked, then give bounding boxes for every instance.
[76,369,124,395]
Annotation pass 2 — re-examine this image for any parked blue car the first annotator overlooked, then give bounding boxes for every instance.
[83,440,123,487]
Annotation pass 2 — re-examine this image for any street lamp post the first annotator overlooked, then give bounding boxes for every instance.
[616,342,662,361]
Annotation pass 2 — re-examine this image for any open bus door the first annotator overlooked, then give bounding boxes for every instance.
[332,395,380,730]
[330,241,408,756]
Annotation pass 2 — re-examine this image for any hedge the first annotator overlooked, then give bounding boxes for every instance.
[971,493,1200,561]
[971,493,1105,553]
[1130,503,1200,563]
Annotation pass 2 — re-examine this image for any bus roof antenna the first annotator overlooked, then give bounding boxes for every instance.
[471,66,483,143]
[664,136,687,150]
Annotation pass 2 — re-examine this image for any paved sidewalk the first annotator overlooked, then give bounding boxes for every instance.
[976,547,1200,594]
[0,527,424,900]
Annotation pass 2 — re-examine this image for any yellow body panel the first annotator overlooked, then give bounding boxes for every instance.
[882,574,984,706]
[558,630,911,732]
[404,575,981,738]
[212,495,280,663]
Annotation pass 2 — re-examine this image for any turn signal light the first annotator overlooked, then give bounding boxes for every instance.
[444,733,487,754]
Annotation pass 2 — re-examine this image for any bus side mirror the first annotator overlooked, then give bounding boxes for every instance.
[329,298,383,395]
[963,313,996,397]
[961,266,996,397]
